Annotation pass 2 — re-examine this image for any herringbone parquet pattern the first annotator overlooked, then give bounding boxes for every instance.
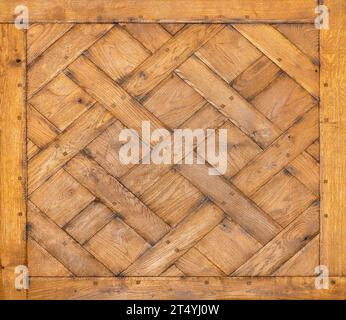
[27,23,320,277]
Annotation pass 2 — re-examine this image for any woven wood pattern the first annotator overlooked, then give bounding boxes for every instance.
[26,23,320,277]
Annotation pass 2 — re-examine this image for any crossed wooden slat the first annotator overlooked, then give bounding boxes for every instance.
[27,22,320,277]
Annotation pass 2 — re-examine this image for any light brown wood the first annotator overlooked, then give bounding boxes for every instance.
[1,2,345,299]
[28,277,346,300]
[0,24,26,300]
[321,0,346,276]
[0,0,317,23]
[234,24,319,98]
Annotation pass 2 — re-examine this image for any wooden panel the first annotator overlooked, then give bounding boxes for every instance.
[232,107,319,196]
[123,24,224,100]
[1,16,339,299]
[28,202,112,276]
[0,24,26,300]
[321,0,346,276]
[0,1,317,22]
[28,24,113,96]
[28,277,346,300]
[233,24,319,98]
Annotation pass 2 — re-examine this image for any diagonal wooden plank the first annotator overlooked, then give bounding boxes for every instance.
[231,55,282,100]
[120,23,171,54]
[273,235,319,276]
[28,103,115,193]
[65,152,170,244]
[232,201,319,276]
[175,248,225,276]
[27,104,60,148]
[28,24,113,97]
[64,200,115,245]
[122,24,224,100]
[66,55,166,135]
[233,24,319,98]
[28,237,73,277]
[27,23,73,64]
[232,107,319,196]
[285,152,320,196]
[122,201,224,276]
[176,56,281,148]
[176,161,281,245]
[28,201,112,276]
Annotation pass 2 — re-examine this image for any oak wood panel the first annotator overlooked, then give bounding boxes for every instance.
[233,24,319,98]
[1,1,317,23]
[321,0,346,276]
[28,277,346,300]
[0,24,26,300]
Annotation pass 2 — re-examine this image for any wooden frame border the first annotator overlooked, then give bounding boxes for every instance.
[0,0,317,23]
[0,0,345,300]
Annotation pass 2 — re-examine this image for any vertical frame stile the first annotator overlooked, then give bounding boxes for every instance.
[0,25,26,299]
[320,0,346,276]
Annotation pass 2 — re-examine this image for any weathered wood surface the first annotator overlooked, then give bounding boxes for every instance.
[0,25,26,299]
[25,22,322,283]
[0,0,317,23]
[320,0,346,276]
[2,0,345,298]
[28,277,346,300]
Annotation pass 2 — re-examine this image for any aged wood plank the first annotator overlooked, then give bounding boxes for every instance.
[196,218,262,274]
[29,73,95,131]
[273,235,319,276]
[64,201,115,245]
[28,104,115,193]
[176,161,281,244]
[233,24,319,98]
[27,23,73,64]
[0,24,26,299]
[27,104,60,148]
[233,202,319,276]
[28,277,346,300]
[251,73,317,131]
[65,153,170,244]
[176,56,281,148]
[123,201,224,276]
[123,24,224,100]
[286,152,320,196]
[85,218,151,275]
[30,169,95,227]
[160,265,185,277]
[232,107,319,196]
[176,248,225,276]
[86,25,150,82]
[27,202,112,276]
[28,238,73,277]
[140,170,204,227]
[28,24,113,97]
[121,23,171,53]
[0,1,317,23]
[252,170,317,227]
[66,55,165,135]
[231,55,282,100]
[321,0,346,276]
[195,26,262,83]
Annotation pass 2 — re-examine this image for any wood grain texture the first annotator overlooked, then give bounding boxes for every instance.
[233,24,319,98]
[321,0,346,276]
[0,24,26,300]
[28,277,346,300]
[0,1,317,23]
[3,11,342,298]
